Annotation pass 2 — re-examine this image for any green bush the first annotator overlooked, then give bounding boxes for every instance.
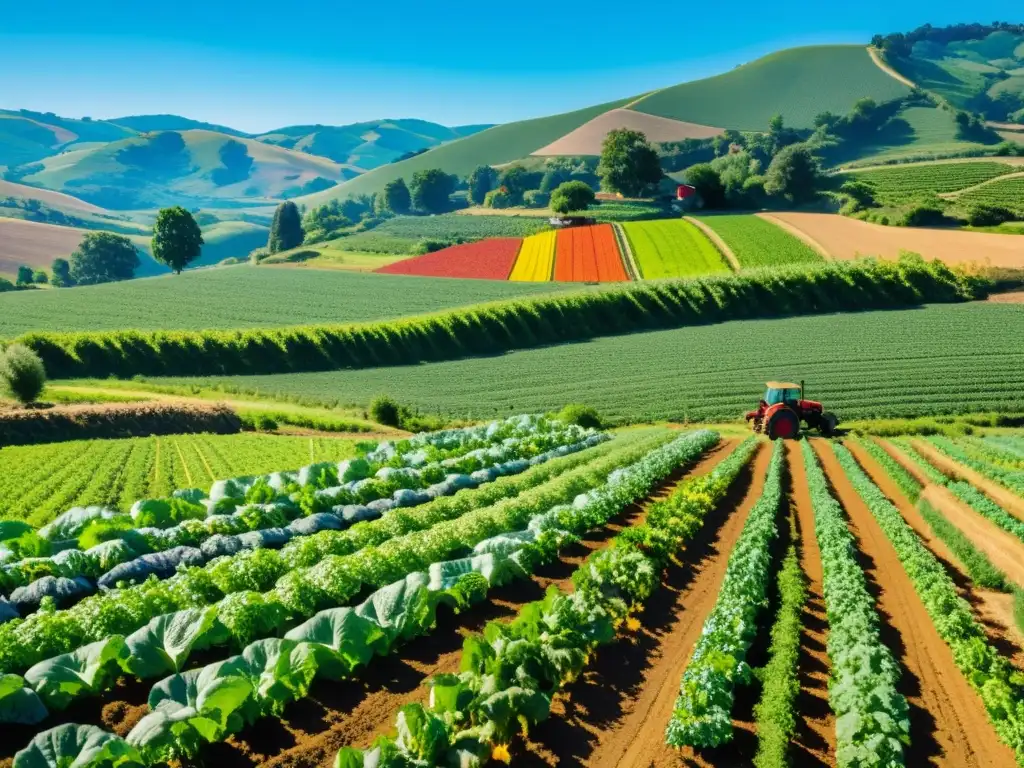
[966,204,1015,227]
[413,239,451,255]
[242,413,279,432]
[558,404,602,429]
[370,395,402,427]
[483,188,513,209]
[523,190,549,208]
[900,204,947,227]
[0,344,46,405]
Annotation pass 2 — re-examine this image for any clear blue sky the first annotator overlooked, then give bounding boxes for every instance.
[1,1,1019,133]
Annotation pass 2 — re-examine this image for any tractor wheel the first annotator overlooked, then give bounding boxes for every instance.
[766,409,800,440]
[819,412,838,436]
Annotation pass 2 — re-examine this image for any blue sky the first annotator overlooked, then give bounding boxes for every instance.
[1,1,1019,132]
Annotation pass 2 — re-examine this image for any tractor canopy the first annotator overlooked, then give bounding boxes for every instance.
[764,382,801,406]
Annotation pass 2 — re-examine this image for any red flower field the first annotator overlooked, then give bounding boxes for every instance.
[375,238,523,279]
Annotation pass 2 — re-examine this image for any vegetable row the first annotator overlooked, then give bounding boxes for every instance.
[8,429,723,765]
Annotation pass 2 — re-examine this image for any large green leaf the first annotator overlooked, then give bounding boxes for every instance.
[14,724,142,768]
[356,572,438,644]
[24,637,129,711]
[284,608,385,676]
[124,607,224,678]
[394,703,449,764]
[0,674,48,725]
[475,686,551,742]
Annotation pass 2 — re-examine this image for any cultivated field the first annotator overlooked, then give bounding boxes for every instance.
[508,230,557,281]
[630,45,910,130]
[531,108,723,156]
[552,223,628,282]
[149,303,1024,422]
[622,218,731,278]
[5,419,1024,768]
[768,212,1024,268]
[696,214,822,268]
[956,175,1024,215]
[375,238,522,280]
[847,159,1022,205]
[0,218,88,275]
[0,266,565,336]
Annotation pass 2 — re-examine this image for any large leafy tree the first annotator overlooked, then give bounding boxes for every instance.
[764,145,820,203]
[549,181,595,215]
[597,129,663,197]
[152,207,204,274]
[376,178,411,215]
[16,265,33,286]
[466,165,497,206]
[268,201,304,253]
[410,169,456,214]
[69,232,140,285]
[497,165,530,205]
[51,258,73,288]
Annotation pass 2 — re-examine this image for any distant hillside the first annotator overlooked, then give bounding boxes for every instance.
[109,114,249,137]
[0,110,135,167]
[11,130,357,209]
[630,45,910,131]
[254,119,492,169]
[875,25,1024,122]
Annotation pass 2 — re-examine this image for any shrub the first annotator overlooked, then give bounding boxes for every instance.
[0,344,46,405]
[242,413,279,432]
[413,239,450,255]
[369,395,402,427]
[901,205,946,227]
[550,181,596,215]
[966,204,1015,227]
[558,404,602,429]
[483,187,513,209]
[523,190,549,208]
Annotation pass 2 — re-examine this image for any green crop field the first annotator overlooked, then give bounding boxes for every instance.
[629,45,910,130]
[955,175,1024,215]
[0,265,566,336]
[330,214,551,254]
[0,433,357,526]
[696,215,821,268]
[150,303,1024,423]
[848,161,1019,205]
[298,98,635,205]
[622,219,730,278]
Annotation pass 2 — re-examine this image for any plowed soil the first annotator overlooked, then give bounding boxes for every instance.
[0,218,87,273]
[812,440,1016,767]
[511,442,772,768]
[911,441,1024,519]
[786,441,835,767]
[201,439,741,768]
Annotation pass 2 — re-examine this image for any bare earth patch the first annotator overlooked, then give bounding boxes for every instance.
[532,109,723,157]
[0,218,87,274]
[0,180,109,214]
[989,291,1024,304]
[768,212,1024,269]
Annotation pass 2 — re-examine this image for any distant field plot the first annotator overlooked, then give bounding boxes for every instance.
[622,219,730,278]
[629,45,909,130]
[154,304,1024,423]
[509,231,557,281]
[0,266,564,336]
[955,175,1024,215]
[331,214,550,254]
[375,238,522,279]
[849,161,1019,205]
[0,434,356,525]
[696,214,822,268]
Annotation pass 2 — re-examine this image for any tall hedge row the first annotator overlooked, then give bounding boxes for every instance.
[16,256,986,380]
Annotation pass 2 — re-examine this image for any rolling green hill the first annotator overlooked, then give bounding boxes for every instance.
[629,45,910,130]
[254,119,491,169]
[297,97,636,206]
[15,130,356,209]
[109,114,249,137]
[0,111,135,168]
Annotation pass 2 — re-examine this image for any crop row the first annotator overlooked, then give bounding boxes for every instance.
[0,428,669,677]
[955,176,1024,215]
[831,442,1024,765]
[552,223,628,282]
[7,429,722,763]
[665,439,785,747]
[621,218,730,279]
[508,229,556,281]
[852,161,1018,205]
[801,440,910,768]
[926,435,1024,495]
[695,214,822,269]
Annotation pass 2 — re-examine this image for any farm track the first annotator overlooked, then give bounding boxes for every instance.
[786,441,836,767]
[196,439,742,768]
[512,441,770,768]
[848,442,1024,664]
[812,440,1016,767]
[683,216,740,272]
[911,440,1024,519]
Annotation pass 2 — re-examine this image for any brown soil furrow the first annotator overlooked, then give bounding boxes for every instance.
[846,441,1024,668]
[786,440,836,766]
[206,438,741,768]
[509,442,772,768]
[812,440,1016,768]
[911,440,1024,519]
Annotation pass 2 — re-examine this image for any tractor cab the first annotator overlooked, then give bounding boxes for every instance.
[746,380,838,440]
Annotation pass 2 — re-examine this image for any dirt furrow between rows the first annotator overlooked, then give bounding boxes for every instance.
[812,440,1016,768]
[207,438,741,768]
[785,440,835,767]
[506,442,772,768]
[847,442,1024,672]
[912,440,1024,519]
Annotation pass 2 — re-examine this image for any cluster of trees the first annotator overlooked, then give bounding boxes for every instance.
[376,169,458,216]
[871,22,1024,59]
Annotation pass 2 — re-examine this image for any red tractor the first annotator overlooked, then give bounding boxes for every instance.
[745,380,838,440]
